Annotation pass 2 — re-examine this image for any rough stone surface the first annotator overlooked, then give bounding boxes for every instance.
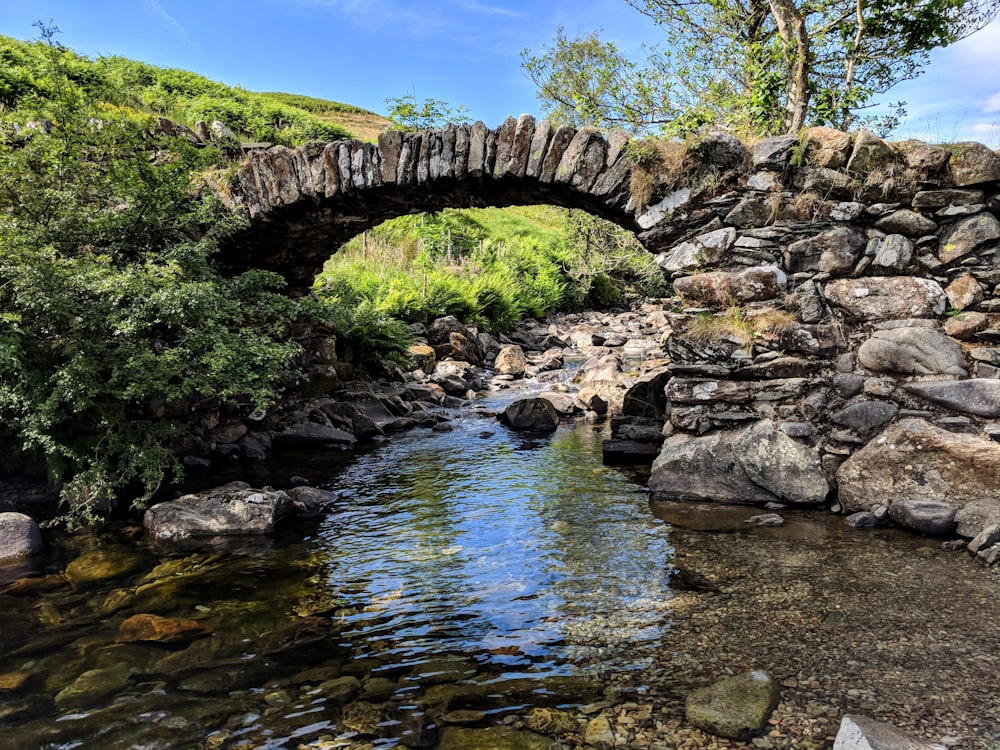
[0,512,43,562]
[888,499,957,535]
[497,398,560,433]
[685,670,781,741]
[438,726,552,750]
[857,327,967,376]
[938,212,1000,265]
[144,483,293,540]
[833,714,942,750]
[823,277,947,320]
[837,418,1000,537]
[903,378,1000,417]
[494,344,528,377]
[947,142,1000,187]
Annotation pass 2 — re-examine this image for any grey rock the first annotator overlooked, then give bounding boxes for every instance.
[869,234,914,271]
[746,513,785,527]
[656,227,737,273]
[938,212,1000,265]
[846,130,897,174]
[272,421,357,450]
[685,670,780,741]
[913,189,984,208]
[967,523,1000,554]
[693,131,749,170]
[888,498,957,535]
[903,378,1000,417]
[857,328,966,376]
[0,512,43,562]
[144,483,293,540]
[837,418,1000,538]
[834,714,942,750]
[784,226,866,275]
[845,511,884,529]
[498,397,560,433]
[873,209,937,237]
[735,420,829,504]
[831,401,898,433]
[824,277,947,320]
[752,135,797,170]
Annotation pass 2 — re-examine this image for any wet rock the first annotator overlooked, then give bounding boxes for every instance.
[845,511,885,529]
[837,418,1000,537]
[833,713,941,749]
[539,392,578,416]
[888,499,957,535]
[685,669,780,741]
[621,370,671,419]
[824,277,947,320]
[438,726,553,750]
[498,398,560,433]
[525,707,578,735]
[288,486,334,514]
[903,378,1000,417]
[857,328,966,376]
[0,513,42,562]
[584,715,616,748]
[143,483,293,540]
[54,663,131,709]
[318,675,361,704]
[116,613,212,644]
[602,439,662,465]
[271,421,356,450]
[746,513,785,527]
[65,548,145,586]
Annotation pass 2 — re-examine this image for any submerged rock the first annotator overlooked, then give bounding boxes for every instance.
[438,726,553,750]
[685,669,780,741]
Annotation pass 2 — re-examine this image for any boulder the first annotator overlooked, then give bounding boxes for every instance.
[497,398,560,433]
[752,135,797,170]
[846,129,896,174]
[0,512,42,562]
[803,127,851,169]
[868,234,914,271]
[944,273,984,310]
[824,277,947,320]
[833,714,941,750]
[685,670,780,741]
[144,483,293,540]
[650,420,827,505]
[116,613,212,644]
[857,327,967,376]
[494,344,527,377]
[888,499,957,535]
[830,401,898,434]
[437,726,552,750]
[836,418,1000,537]
[54,664,131,709]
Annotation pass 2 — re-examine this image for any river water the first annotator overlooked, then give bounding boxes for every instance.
[1,385,999,749]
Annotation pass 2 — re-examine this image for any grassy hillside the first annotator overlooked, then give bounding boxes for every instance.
[0,34,361,145]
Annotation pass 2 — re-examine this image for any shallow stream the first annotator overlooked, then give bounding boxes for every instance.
[1,385,999,749]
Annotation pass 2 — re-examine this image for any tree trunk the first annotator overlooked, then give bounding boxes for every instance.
[768,0,811,134]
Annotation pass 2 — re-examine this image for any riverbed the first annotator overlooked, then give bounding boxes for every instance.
[1,385,998,749]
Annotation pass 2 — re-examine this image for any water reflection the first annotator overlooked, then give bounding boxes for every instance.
[315,412,674,679]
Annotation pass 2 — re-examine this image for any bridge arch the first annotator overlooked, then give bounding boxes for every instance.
[216,116,727,295]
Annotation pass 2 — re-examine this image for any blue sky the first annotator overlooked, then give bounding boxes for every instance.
[1,0,997,145]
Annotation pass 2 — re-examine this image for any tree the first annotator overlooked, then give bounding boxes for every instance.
[522,0,999,136]
[384,92,470,131]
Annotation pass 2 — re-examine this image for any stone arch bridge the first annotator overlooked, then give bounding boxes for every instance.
[217,115,733,294]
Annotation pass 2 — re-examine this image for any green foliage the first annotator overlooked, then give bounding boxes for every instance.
[0,26,309,521]
[0,33,352,146]
[315,206,666,333]
[385,92,471,131]
[523,0,999,136]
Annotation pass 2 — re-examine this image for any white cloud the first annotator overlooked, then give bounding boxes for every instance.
[460,1,525,17]
[145,0,192,43]
[983,91,1000,113]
